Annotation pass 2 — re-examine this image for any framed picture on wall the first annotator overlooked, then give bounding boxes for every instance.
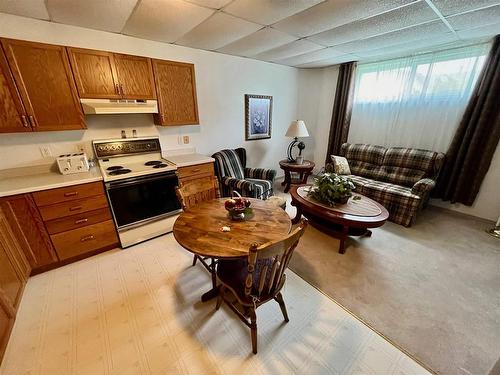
[245,94,272,140]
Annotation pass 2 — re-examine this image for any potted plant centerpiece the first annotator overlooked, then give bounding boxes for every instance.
[308,172,355,206]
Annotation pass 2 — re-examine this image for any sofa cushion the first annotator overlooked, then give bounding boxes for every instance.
[340,143,386,179]
[361,179,421,227]
[331,155,351,175]
[345,174,372,189]
[380,147,439,187]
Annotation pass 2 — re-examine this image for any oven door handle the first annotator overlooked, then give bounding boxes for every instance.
[106,172,178,189]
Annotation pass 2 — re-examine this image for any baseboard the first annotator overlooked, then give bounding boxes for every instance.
[427,204,495,224]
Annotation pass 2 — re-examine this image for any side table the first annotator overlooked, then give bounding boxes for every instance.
[279,159,315,193]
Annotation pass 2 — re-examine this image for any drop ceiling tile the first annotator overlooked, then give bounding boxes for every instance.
[309,1,438,47]
[123,0,215,43]
[216,27,297,57]
[0,0,49,20]
[446,4,500,31]
[47,0,138,33]
[354,33,458,58]
[333,21,450,54]
[431,0,500,17]
[456,22,500,39]
[295,54,358,68]
[275,47,345,66]
[185,0,233,9]
[175,12,261,50]
[273,0,416,38]
[253,39,324,61]
[223,0,324,26]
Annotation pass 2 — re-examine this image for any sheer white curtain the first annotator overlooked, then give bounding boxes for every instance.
[348,43,490,152]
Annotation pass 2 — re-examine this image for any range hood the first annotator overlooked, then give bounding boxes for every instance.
[80,99,158,115]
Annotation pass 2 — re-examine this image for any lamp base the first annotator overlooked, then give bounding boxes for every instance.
[287,137,298,162]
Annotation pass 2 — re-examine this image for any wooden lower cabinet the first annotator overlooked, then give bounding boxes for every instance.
[0,194,58,270]
[34,182,119,263]
[177,162,215,185]
[0,205,30,363]
[51,220,117,260]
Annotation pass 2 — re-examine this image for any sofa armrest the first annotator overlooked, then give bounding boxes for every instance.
[411,178,436,196]
[244,167,276,181]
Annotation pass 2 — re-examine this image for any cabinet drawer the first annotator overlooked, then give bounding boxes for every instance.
[177,163,214,181]
[45,208,112,234]
[38,195,109,221]
[50,220,118,260]
[32,182,104,206]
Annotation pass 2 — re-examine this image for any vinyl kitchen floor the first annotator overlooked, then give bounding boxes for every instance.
[0,234,431,375]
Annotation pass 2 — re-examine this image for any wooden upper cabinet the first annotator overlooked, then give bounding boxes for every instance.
[68,48,155,100]
[67,48,121,99]
[114,54,156,100]
[0,195,58,271]
[0,48,30,133]
[152,59,199,126]
[1,38,85,131]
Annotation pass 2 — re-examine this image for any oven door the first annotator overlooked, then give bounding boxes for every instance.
[106,171,182,229]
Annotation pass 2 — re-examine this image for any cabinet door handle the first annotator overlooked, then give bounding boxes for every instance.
[191,168,201,173]
[115,84,120,95]
[28,115,36,128]
[69,205,83,212]
[74,218,88,224]
[64,191,78,197]
[21,115,29,127]
[80,234,95,242]
[119,84,124,96]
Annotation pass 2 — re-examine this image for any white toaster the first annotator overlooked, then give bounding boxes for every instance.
[56,153,90,175]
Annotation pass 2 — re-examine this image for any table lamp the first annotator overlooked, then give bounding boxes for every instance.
[286,120,309,163]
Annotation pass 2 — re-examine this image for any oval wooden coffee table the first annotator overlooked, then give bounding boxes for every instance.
[290,185,389,254]
[173,198,291,300]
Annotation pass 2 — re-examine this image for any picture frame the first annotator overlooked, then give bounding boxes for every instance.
[245,94,272,141]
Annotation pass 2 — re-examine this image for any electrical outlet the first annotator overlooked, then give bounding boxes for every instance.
[76,143,86,154]
[183,136,190,144]
[39,146,52,158]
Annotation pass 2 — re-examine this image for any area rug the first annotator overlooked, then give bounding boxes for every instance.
[289,207,500,375]
[1,234,430,375]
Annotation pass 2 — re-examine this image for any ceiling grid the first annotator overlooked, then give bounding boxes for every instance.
[0,0,498,67]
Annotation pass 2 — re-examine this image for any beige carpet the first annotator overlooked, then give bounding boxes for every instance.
[0,234,431,375]
[288,206,500,375]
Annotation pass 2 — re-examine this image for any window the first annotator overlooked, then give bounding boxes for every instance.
[348,44,489,152]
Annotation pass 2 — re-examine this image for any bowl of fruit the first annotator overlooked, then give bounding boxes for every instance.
[224,192,252,221]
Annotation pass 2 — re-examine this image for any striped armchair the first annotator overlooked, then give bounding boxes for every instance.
[212,148,276,199]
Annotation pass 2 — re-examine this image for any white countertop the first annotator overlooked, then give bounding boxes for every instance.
[0,152,214,198]
[0,165,103,198]
[163,153,215,167]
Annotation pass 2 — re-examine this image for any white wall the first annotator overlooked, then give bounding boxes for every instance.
[0,13,299,172]
[297,66,339,171]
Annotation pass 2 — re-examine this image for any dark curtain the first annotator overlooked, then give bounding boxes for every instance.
[325,61,357,164]
[435,35,500,205]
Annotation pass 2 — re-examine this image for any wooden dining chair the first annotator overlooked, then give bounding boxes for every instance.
[175,176,220,281]
[215,219,308,354]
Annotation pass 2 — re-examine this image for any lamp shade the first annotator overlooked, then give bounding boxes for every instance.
[286,120,309,138]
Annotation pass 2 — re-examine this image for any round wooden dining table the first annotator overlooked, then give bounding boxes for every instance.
[173,198,292,301]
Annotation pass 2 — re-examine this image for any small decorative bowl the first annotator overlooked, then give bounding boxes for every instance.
[224,192,252,221]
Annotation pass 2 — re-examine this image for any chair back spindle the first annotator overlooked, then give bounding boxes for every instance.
[244,219,307,299]
[175,176,220,211]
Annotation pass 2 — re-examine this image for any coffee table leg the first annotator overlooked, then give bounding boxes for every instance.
[292,205,302,224]
[339,225,349,254]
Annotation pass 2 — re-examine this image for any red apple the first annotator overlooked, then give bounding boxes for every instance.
[224,199,236,209]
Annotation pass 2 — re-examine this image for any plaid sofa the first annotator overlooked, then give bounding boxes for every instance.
[212,148,276,199]
[333,143,445,227]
